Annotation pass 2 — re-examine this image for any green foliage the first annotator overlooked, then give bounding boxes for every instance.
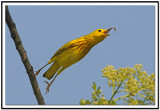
[80,82,110,105]
[79,64,155,105]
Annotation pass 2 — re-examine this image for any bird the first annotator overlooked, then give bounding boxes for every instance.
[35,27,116,93]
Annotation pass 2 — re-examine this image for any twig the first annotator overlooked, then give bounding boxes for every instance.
[108,81,123,105]
[114,94,130,102]
[5,5,45,105]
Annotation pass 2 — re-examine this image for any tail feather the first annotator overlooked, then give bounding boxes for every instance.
[43,62,61,80]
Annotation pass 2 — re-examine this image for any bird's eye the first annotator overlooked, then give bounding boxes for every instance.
[98,30,101,32]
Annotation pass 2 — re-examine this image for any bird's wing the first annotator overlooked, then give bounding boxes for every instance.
[50,41,77,60]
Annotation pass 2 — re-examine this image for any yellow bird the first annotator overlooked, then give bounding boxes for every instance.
[36,27,116,93]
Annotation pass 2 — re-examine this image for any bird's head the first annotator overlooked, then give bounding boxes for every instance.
[88,27,116,44]
[84,27,116,46]
[92,27,116,38]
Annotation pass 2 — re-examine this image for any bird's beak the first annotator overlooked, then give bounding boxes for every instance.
[106,33,111,36]
[106,27,116,36]
[104,30,111,36]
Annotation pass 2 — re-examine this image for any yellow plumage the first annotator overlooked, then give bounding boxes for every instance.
[36,27,116,93]
[43,29,112,79]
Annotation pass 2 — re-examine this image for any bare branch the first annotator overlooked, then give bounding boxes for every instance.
[5,5,45,105]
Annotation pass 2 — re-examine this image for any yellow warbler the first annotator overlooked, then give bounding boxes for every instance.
[36,27,116,93]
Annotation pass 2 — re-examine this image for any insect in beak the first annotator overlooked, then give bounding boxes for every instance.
[105,27,116,36]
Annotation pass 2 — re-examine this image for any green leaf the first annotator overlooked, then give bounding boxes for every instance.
[97,86,100,92]
[86,100,91,104]
[92,82,96,90]
[92,96,97,100]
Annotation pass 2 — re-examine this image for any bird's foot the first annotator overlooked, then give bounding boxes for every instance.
[35,70,40,76]
[44,81,51,94]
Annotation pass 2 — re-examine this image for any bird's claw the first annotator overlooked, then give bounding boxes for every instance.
[44,81,50,94]
[35,70,40,76]
[46,85,50,94]
[44,80,49,85]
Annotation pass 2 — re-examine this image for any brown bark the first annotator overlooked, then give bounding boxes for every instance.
[5,5,45,105]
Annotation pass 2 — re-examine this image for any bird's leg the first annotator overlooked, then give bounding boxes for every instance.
[35,63,49,76]
[44,73,58,94]
[44,66,66,94]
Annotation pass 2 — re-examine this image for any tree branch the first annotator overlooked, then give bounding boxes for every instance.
[5,5,45,105]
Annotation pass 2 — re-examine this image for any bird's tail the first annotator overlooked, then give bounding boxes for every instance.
[43,62,61,80]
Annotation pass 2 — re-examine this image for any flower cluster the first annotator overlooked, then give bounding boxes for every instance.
[80,64,155,105]
[102,64,155,105]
